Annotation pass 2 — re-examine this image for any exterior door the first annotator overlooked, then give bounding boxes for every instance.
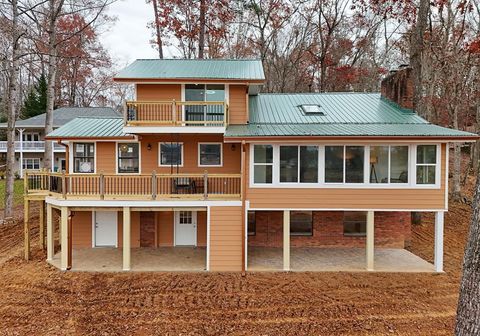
[94,211,117,247]
[175,211,197,246]
[60,158,66,172]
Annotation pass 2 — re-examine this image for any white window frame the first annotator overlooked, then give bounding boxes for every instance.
[414,144,441,186]
[22,132,40,142]
[368,145,410,185]
[279,145,319,184]
[249,143,442,189]
[22,157,41,170]
[323,145,366,185]
[70,141,96,174]
[115,141,141,175]
[198,142,223,167]
[159,142,184,167]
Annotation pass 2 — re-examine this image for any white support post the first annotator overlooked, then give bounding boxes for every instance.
[366,211,375,271]
[46,203,54,261]
[283,210,290,271]
[18,129,24,178]
[434,211,444,273]
[123,207,131,271]
[51,142,55,172]
[60,206,68,270]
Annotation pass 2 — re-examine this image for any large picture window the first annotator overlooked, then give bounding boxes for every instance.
[118,143,139,173]
[160,143,183,167]
[199,143,222,166]
[290,211,313,236]
[343,212,367,236]
[73,143,95,173]
[416,145,437,184]
[325,146,364,183]
[370,146,409,184]
[253,145,273,184]
[280,146,318,183]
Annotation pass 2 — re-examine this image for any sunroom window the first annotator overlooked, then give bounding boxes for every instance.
[279,145,318,183]
[370,146,409,184]
[416,145,437,184]
[325,146,364,183]
[253,145,273,184]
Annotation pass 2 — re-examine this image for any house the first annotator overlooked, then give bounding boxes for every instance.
[0,107,120,176]
[23,59,477,273]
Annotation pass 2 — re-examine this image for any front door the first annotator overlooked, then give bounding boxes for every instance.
[175,211,197,246]
[94,211,117,247]
[60,158,66,172]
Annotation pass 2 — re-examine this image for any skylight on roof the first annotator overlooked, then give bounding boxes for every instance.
[300,104,324,115]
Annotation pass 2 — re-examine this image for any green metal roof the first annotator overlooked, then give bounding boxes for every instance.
[225,93,476,138]
[47,117,132,139]
[115,59,265,81]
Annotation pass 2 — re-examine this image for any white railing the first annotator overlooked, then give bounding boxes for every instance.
[0,141,65,152]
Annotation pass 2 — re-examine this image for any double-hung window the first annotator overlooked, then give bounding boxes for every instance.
[118,143,140,173]
[325,146,364,183]
[22,158,40,170]
[369,146,409,184]
[199,143,222,166]
[416,145,437,185]
[73,143,95,173]
[160,143,183,167]
[279,145,318,183]
[253,145,273,184]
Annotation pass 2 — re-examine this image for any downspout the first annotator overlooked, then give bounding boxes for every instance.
[67,211,74,270]
[56,141,69,173]
[241,140,247,275]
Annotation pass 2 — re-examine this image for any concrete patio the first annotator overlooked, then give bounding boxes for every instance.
[49,247,206,272]
[248,247,435,272]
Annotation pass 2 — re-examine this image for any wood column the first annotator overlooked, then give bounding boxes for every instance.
[283,210,290,271]
[123,207,131,271]
[60,206,69,270]
[39,200,45,250]
[434,211,444,273]
[24,200,30,260]
[46,203,54,261]
[366,211,375,271]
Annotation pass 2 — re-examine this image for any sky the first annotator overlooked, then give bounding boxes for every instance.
[100,0,174,67]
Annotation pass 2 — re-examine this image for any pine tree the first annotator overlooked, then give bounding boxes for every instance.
[21,74,47,119]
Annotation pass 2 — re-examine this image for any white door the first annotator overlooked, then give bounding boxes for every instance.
[94,211,118,247]
[175,211,197,246]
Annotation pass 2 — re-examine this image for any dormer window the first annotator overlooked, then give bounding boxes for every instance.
[300,104,324,115]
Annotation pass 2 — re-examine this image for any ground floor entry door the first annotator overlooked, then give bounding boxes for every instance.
[175,211,197,246]
[94,211,117,247]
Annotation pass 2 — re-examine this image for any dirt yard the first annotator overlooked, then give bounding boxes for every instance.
[0,197,473,335]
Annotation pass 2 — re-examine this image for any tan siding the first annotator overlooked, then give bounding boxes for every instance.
[209,206,243,271]
[157,211,174,246]
[246,143,447,210]
[96,142,116,174]
[136,84,181,101]
[197,211,207,247]
[72,211,92,248]
[229,85,248,125]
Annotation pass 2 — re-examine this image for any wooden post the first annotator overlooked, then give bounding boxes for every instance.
[61,171,66,199]
[283,210,290,271]
[46,203,54,261]
[203,170,208,200]
[172,99,177,124]
[434,211,444,272]
[152,171,157,200]
[23,171,28,195]
[100,172,105,200]
[60,206,69,271]
[39,200,45,250]
[366,211,375,271]
[24,200,30,260]
[123,207,131,271]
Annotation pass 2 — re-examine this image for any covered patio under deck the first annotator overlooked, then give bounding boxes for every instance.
[48,247,206,272]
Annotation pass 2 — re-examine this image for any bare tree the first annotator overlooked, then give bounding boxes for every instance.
[151,0,164,58]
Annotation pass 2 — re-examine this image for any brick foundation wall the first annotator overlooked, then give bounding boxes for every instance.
[248,211,411,248]
[140,212,156,247]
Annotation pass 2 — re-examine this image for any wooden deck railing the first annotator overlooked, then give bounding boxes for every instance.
[24,171,241,200]
[124,100,229,127]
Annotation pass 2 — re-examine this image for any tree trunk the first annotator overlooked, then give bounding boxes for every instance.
[410,0,429,118]
[4,0,20,219]
[455,174,480,335]
[198,0,206,59]
[152,0,163,59]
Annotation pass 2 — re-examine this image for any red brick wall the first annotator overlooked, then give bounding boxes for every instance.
[140,212,156,247]
[248,211,411,248]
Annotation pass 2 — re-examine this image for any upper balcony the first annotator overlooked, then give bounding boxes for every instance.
[123,100,229,134]
[0,141,65,153]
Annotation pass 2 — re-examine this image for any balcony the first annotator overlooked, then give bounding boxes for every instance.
[123,100,228,133]
[0,141,65,152]
[24,171,241,201]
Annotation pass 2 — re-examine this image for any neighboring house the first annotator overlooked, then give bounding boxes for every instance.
[0,107,120,176]
[23,60,477,273]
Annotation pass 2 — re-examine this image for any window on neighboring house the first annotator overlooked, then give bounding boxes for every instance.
[73,143,95,173]
[416,145,437,185]
[22,133,40,142]
[253,145,273,184]
[159,143,183,167]
[22,158,40,170]
[343,211,367,236]
[248,211,256,236]
[325,146,364,183]
[117,143,140,173]
[199,143,222,166]
[280,146,318,183]
[370,146,409,184]
[290,211,313,236]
